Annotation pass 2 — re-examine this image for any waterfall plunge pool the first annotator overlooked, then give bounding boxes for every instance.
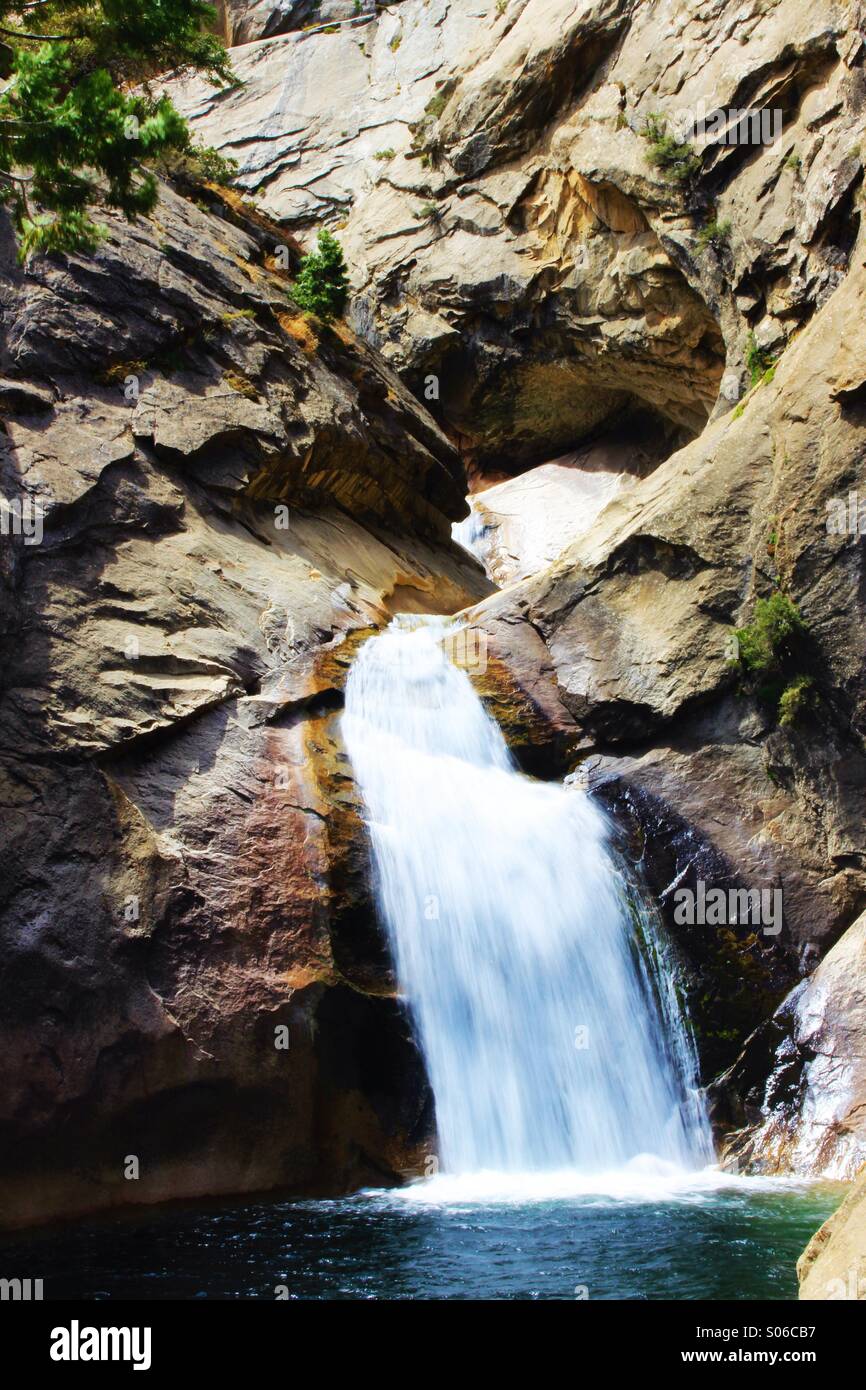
[0,1173,843,1299]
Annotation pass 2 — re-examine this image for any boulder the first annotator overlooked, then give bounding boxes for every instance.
[725,912,866,1179]
[215,0,320,46]
[453,439,644,586]
[798,1167,866,1299]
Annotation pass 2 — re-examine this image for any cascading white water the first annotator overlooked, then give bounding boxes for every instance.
[342,615,713,1177]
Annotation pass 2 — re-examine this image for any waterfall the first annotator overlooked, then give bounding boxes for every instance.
[342,615,713,1177]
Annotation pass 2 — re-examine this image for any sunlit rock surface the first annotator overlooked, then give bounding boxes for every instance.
[728,912,866,1180]
[453,445,637,586]
[169,0,862,467]
[799,1165,866,1299]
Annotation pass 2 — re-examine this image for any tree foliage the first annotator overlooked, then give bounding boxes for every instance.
[292,229,349,323]
[150,139,238,190]
[0,0,233,258]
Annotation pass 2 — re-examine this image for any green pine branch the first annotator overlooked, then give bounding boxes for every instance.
[0,0,235,258]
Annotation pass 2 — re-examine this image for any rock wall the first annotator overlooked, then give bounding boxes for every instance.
[214,0,386,48]
[727,912,866,1179]
[470,233,866,1117]
[0,182,490,1228]
[170,0,862,470]
[183,0,865,1162]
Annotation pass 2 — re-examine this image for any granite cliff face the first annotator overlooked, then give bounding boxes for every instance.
[0,180,489,1227]
[173,0,861,470]
[1,0,865,1232]
[472,238,866,1156]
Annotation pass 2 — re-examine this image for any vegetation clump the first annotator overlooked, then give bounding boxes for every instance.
[0,0,233,259]
[778,674,815,727]
[151,142,238,189]
[745,330,776,386]
[641,113,701,185]
[223,369,259,400]
[425,91,448,121]
[729,592,814,726]
[291,228,349,322]
[408,88,452,164]
[696,217,732,253]
[278,311,319,356]
[98,357,147,386]
[730,335,779,417]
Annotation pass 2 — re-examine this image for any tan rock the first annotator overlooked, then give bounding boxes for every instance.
[453,445,635,586]
[166,0,864,465]
[798,1169,866,1299]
